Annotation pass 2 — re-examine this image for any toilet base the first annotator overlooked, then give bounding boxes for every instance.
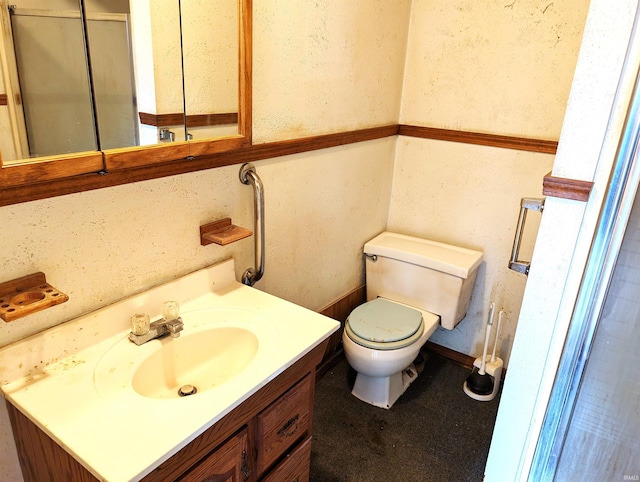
[351,363,419,409]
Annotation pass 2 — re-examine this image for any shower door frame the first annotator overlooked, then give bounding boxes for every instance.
[527,10,640,479]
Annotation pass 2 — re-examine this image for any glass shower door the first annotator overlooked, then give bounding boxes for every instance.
[553,192,640,479]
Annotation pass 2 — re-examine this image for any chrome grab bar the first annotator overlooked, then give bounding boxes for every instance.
[239,163,265,286]
[509,197,545,276]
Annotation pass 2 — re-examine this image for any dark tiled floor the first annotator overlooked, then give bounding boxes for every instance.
[310,352,501,481]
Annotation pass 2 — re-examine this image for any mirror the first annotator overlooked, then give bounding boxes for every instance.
[86,0,184,148]
[0,0,244,168]
[181,0,239,142]
[4,1,95,159]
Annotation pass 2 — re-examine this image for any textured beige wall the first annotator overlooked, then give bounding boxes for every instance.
[148,0,183,115]
[389,139,551,366]
[0,71,17,161]
[253,0,411,143]
[401,0,588,139]
[130,0,183,121]
[389,0,589,365]
[0,1,410,348]
[182,0,238,115]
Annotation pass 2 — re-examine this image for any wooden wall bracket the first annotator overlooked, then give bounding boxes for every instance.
[542,171,594,202]
[0,272,69,322]
[200,218,253,246]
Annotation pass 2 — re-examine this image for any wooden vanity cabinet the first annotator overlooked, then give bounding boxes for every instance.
[261,437,311,482]
[7,341,327,482]
[255,373,311,476]
[180,427,250,481]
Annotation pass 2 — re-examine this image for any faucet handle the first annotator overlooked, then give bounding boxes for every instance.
[130,313,150,335]
[162,301,180,321]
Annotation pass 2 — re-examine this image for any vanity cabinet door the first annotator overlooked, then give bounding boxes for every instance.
[256,374,312,476]
[261,436,311,482]
[180,427,250,482]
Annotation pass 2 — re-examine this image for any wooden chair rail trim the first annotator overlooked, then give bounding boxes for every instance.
[0,125,398,206]
[0,152,104,187]
[542,171,593,202]
[398,125,559,154]
[2,124,583,207]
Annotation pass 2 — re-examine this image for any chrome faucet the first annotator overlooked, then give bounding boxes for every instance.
[128,301,184,346]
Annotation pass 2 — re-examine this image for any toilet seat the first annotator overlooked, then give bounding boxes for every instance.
[346,298,424,350]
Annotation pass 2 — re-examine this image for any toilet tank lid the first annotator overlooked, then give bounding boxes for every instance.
[364,232,483,279]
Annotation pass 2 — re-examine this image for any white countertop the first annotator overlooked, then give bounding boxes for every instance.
[0,259,339,481]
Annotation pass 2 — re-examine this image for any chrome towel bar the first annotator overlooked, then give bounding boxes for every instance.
[509,197,545,276]
[239,163,265,286]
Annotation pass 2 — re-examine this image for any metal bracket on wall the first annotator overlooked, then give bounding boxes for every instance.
[509,197,545,276]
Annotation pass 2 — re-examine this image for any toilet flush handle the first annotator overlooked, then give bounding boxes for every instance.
[364,253,378,262]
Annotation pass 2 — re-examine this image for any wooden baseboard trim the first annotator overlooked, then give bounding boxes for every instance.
[316,285,366,377]
[318,284,366,322]
[399,124,558,154]
[316,351,345,379]
[423,341,476,368]
[542,171,593,201]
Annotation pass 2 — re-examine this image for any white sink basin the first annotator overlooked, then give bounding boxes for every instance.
[94,308,278,400]
[133,326,258,399]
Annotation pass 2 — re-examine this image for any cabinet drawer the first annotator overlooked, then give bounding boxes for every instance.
[256,374,312,475]
[261,436,311,482]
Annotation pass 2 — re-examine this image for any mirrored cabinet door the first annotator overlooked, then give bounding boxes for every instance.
[85,0,186,148]
[0,0,251,195]
[7,2,96,158]
[0,0,186,161]
[84,8,139,150]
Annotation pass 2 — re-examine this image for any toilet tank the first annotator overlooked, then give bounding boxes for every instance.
[364,232,483,330]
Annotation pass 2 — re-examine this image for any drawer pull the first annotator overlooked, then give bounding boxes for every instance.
[278,415,299,437]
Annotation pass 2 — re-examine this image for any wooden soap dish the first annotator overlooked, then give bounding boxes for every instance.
[0,272,69,322]
[200,218,253,246]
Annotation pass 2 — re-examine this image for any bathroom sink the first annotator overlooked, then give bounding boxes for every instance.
[0,259,339,481]
[132,326,258,399]
[94,308,278,400]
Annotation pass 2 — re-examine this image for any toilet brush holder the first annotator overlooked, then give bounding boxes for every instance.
[463,356,503,401]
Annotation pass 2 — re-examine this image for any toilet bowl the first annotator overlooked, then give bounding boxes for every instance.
[343,232,483,409]
[343,298,440,409]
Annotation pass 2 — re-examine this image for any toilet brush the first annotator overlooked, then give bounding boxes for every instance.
[465,302,495,395]
[490,310,503,363]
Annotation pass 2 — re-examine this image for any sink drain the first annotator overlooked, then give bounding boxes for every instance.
[178,384,197,397]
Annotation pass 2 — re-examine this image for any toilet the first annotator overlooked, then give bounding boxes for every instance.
[343,232,483,409]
